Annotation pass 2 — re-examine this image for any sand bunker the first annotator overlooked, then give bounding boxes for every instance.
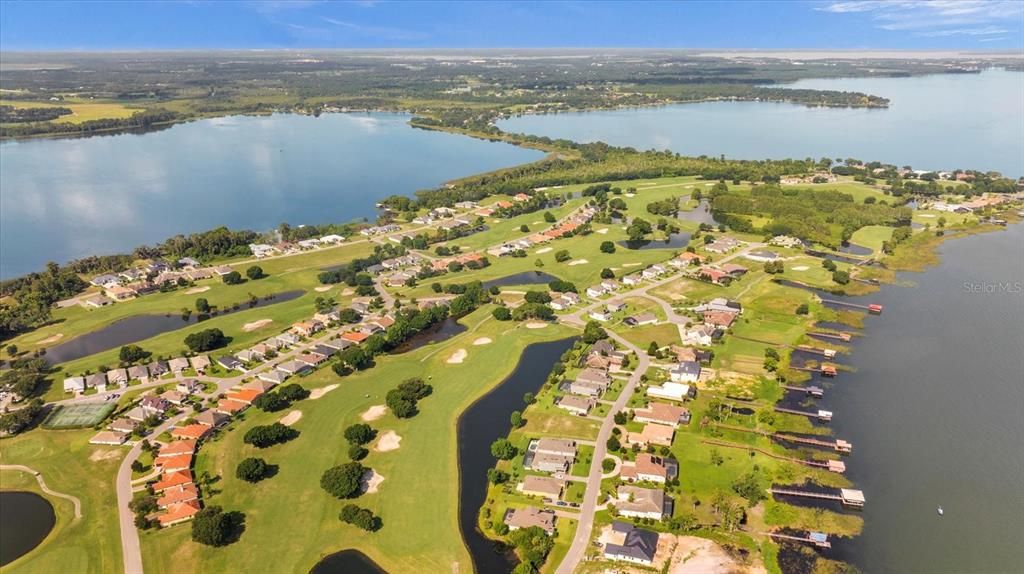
[791,265,810,271]
[596,228,609,234]
[309,384,339,400]
[625,193,636,197]
[622,262,642,267]
[39,333,64,345]
[374,430,402,452]
[279,410,303,426]
[568,259,589,266]
[89,449,122,462]
[185,286,210,295]
[536,247,553,254]
[447,349,468,364]
[242,319,273,332]
[918,213,936,218]
[473,337,492,346]
[526,322,548,329]
[361,470,385,494]
[341,288,355,296]
[314,286,334,292]
[360,405,387,421]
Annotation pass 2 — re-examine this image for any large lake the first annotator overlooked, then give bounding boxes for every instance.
[0,113,542,279]
[500,69,1024,178]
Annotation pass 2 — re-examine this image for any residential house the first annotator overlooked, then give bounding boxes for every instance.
[589,309,613,322]
[691,298,742,315]
[632,402,691,427]
[212,265,233,276]
[109,418,139,434]
[769,235,804,248]
[606,300,627,313]
[624,313,658,327]
[641,264,667,280]
[190,355,211,373]
[556,395,596,416]
[704,237,740,253]
[156,483,199,509]
[127,365,150,382]
[521,476,564,500]
[561,292,581,306]
[105,285,137,301]
[297,352,328,367]
[551,297,575,311]
[530,453,575,474]
[276,333,301,347]
[291,320,323,337]
[82,294,114,308]
[63,376,87,393]
[258,370,289,384]
[152,471,194,493]
[536,438,577,457]
[154,454,193,473]
[313,308,341,324]
[225,389,263,405]
[702,310,737,328]
[604,521,659,565]
[216,399,248,415]
[615,485,673,520]
[147,361,170,378]
[243,380,276,393]
[90,273,120,287]
[670,252,702,267]
[89,431,129,445]
[504,507,556,534]
[124,407,149,422]
[647,382,693,402]
[745,250,781,263]
[682,324,716,346]
[350,301,371,314]
[195,410,229,427]
[698,267,730,284]
[721,263,748,276]
[216,356,244,372]
[622,274,643,286]
[160,390,187,406]
[176,379,202,394]
[600,279,620,292]
[320,338,353,352]
[669,361,701,383]
[320,234,345,244]
[157,500,202,528]
[627,424,676,447]
[159,440,197,457]
[170,425,211,441]
[235,348,262,363]
[620,453,678,484]
[107,368,129,386]
[340,331,369,345]
[141,396,172,416]
[276,360,312,376]
[586,284,608,298]
[86,372,108,390]
[168,357,190,373]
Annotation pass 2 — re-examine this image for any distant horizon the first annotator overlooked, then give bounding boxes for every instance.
[2,1,1022,52]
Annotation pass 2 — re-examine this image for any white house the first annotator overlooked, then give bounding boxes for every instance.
[669,361,701,383]
[63,377,87,393]
[647,382,692,402]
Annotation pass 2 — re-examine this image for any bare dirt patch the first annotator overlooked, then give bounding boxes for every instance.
[185,286,210,295]
[473,337,492,346]
[374,430,402,452]
[360,405,387,421]
[662,534,767,574]
[38,333,64,345]
[309,384,339,400]
[622,262,642,267]
[361,469,385,494]
[568,259,589,266]
[89,449,122,462]
[447,349,468,364]
[596,228,609,234]
[314,286,334,292]
[536,247,553,254]
[279,410,303,426]
[525,322,548,329]
[242,319,273,332]
[791,265,810,271]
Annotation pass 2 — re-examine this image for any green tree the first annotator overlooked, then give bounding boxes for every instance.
[118,344,149,363]
[487,468,510,484]
[832,270,850,285]
[339,504,381,531]
[543,211,556,223]
[348,444,369,461]
[582,321,607,344]
[195,297,211,313]
[245,265,265,280]
[320,462,367,499]
[492,307,512,321]
[606,435,621,451]
[243,423,298,448]
[600,241,616,254]
[236,457,269,482]
[191,506,240,547]
[510,410,524,428]
[253,393,288,412]
[520,224,530,232]
[222,271,244,285]
[490,439,518,460]
[344,423,377,445]
[554,250,571,263]
[6,344,17,357]
[183,328,227,352]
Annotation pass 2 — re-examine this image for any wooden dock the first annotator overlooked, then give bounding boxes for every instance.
[781,384,824,398]
[770,487,866,508]
[701,439,845,473]
[713,423,853,453]
[809,331,852,342]
[766,531,831,549]
[790,364,838,376]
[794,345,837,358]
[820,299,884,315]
[775,406,832,422]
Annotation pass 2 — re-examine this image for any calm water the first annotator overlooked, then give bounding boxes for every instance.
[391,316,467,354]
[0,113,542,278]
[0,491,56,566]
[481,271,561,290]
[499,70,1024,178]
[309,549,386,574]
[44,290,303,364]
[457,337,576,574]
[826,224,1024,572]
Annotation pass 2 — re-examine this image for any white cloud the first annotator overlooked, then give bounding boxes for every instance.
[816,0,1023,37]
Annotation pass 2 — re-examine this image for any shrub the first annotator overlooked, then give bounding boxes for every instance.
[600,241,616,254]
[339,504,381,531]
[492,307,512,321]
[243,423,298,448]
[348,444,369,461]
[253,393,288,412]
[487,468,510,484]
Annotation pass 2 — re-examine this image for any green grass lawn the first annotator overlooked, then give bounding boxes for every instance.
[0,430,124,574]
[0,98,141,124]
[848,225,893,253]
[136,308,575,574]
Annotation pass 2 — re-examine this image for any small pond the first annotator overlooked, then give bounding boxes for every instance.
[0,491,56,566]
[481,271,560,290]
[309,549,387,574]
[44,290,304,364]
[618,232,691,251]
[391,317,468,354]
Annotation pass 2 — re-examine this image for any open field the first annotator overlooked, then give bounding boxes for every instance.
[0,98,140,124]
[135,308,574,574]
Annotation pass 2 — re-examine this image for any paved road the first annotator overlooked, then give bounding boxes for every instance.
[0,464,83,519]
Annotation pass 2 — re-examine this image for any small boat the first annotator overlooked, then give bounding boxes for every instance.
[937,507,944,516]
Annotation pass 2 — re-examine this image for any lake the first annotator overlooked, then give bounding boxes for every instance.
[309,549,387,574]
[0,491,56,566]
[499,69,1024,178]
[823,224,1024,572]
[457,337,576,574]
[0,113,542,279]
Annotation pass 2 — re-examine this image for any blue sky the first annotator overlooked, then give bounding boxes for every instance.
[1,1,1022,51]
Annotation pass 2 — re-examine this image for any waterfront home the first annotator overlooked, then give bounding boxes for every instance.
[567,379,607,397]
[275,332,301,347]
[167,356,190,374]
[745,250,780,263]
[90,273,120,287]
[195,410,230,428]
[258,370,288,385]
[291,320,323,337]
[619,453,678,484]
[107,368,130,386]
[176,379,202,395]
[530,452,575,474]
[147,361,170,378]
[702,310,737,328]
[85,372,108,389]
[632,402,691,427]
[646,382,693,402]
[504,507,556,534]
[682,324,716,346]
[669,361,701,383]
[297,239,320,249]
[604,521,659,565]
[89,430,129,446]
[62,374,86,390]
[81,294,114,308]
[216,356,244,372]
[520,475,564,499]
[189,355,211,373]
[615,485,673,520]
[320,234,345,244]
[624,313,658,326]
[127,364,150,382]
[556,395,596,416]
[249,243,276,258]
[536,438,578,458]
[627,423,675,447]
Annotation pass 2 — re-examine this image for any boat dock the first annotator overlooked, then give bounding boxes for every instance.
[775,406,832,422]
[794,345,837,358]
[820,299,884,315]
[701,439,846,473]
[790,364,838,376]
[766,531,831,549]
[781,384,824,398]
[714,423,853,453]
[809,331,852,342]
[770,487,866,508]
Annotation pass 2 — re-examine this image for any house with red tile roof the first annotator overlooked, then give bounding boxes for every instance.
[226,388,263,405]
[340,331,369,344]
[157,500,201,527]
[159,440,197,457]
[154,453,193,473]
[170,424,211,441]
[152,470,193,492]
[156,483,200,509]
[216,399,248,415]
